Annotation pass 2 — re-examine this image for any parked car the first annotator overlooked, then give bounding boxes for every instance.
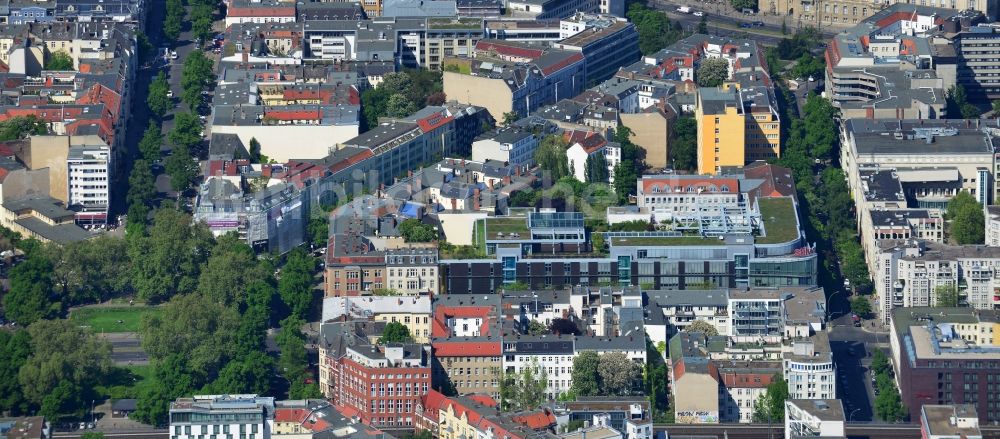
[693,11,704,16]
[170,51,178,60]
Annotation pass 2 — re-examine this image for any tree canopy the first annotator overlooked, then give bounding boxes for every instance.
[751,376,789,423]
[534,135,570,180]
[147,72,172,119]
[377,322,414,345]
[0,116,48,141]
[696,58,730,88]
[398,219,438,242]
[947,191,985,245]
[685,320,718,336]
[626,3,688,55]
[45,51,74,71]
[19,320,112,419]
[670,116,697,171]
[278,248,315,320]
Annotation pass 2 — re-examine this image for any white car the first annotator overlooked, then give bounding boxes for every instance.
[166,90,173,98]
[170,51,178,60]
[693,11,704,16]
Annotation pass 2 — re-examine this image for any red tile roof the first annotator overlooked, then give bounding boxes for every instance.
[227,6,295,17]
[475,41,544,60]
[416,112,454,134]
[641,177,738,195]
[432,341,501,357]
[540,52,584,76]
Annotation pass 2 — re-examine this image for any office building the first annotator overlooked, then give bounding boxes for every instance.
[920,405,982,439]
[169,395,274,439]
[889,307,1000,424]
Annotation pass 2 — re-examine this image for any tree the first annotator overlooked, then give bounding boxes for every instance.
[278,248,315,319]
[380,72,413,96]
[361,87,391,131]
[598,352,640,396]
[670,116,697,171]
[204,350,273,395]
[850,296,872,317]
[584,153,609,183]
[570,351,601,397]
[935,284,960,307]
[169,112,203,149]
[385,93,417,118]
[140,293,240,380]
[2,253,55,325]
[946,85,980,119]
[128,208,212,303]
[398,219,438,242]
[19,320,112,416]
[992,100,1000,115]
[0,116,48,141]
[874,383,906,422]
[190,6,214,44]
[0,330,31,415]
[81,433,105,439]
[871,349,890,376]
[696,58,730,88]
[627,3,689,55]
[165,143,198,193]
[527,320,547,336]
[308,211,330,248]
[147,73,172,119]
[198,235,271,307]
[134,354,198,426]
[549,318,580,335]
[697,14,708,34]
[534,135,570,180]
[947,192,985,245]
[685,320,719,336]
[46,50,74,70]
[502,111,520,127]
[751,376,789,423]
[47,237,130,305]
[235,280,274,354]
[139,122,163,163]
[791,54,824,80]
[730,0,756,11]
[249,137,262,162]
[128,160,156,209]
[377,322,414,345]
[500,360,547,411]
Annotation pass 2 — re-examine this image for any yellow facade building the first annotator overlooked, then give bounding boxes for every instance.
[696,84,780,175]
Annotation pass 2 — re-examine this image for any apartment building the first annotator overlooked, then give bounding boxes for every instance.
[443,40,585,119]
[556,399,652,439]
[502,334,646,399]
[66,142,110,225]
[424,393,556,439]
[841,119,998,210]
[695,84,780,175]
[889,307,1000,424]
[783,337,836,400]
[921,405,983,439]
[727,287,826,345]
[430,294,503,397]
[317,321,432,428]
[668,332,720,424]
[564,130,616,183]
[385,248,439,296]
[644,289,730,346]
[770,0,983,30]
[321,296,432,342]
[784,399,845,439]
[471,127,540,173]
[875,240,1000,323]
[717,360,782,423]
[169,395,273,439]
[952,25,1000,101]
[988,206,1000,247]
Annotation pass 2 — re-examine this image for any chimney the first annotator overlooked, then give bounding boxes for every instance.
[451,198,457,210]
[242,49,249,63]
[503,176,511,185]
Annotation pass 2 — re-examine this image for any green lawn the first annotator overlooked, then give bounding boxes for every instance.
[71,306,162,333]
[757,197,800,244]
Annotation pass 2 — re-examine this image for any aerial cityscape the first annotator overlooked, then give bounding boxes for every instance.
[0,0,1000,438]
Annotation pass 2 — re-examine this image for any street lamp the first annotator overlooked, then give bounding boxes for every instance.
[849,408,861,423]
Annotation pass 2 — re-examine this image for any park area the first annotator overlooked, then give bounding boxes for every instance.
[70,305,161,333]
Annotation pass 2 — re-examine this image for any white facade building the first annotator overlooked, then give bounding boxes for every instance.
[471,128,539,172]
[784,399,845,438]
[169,395,274,439]
[783,339,836,400]
[67,143,111,225]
